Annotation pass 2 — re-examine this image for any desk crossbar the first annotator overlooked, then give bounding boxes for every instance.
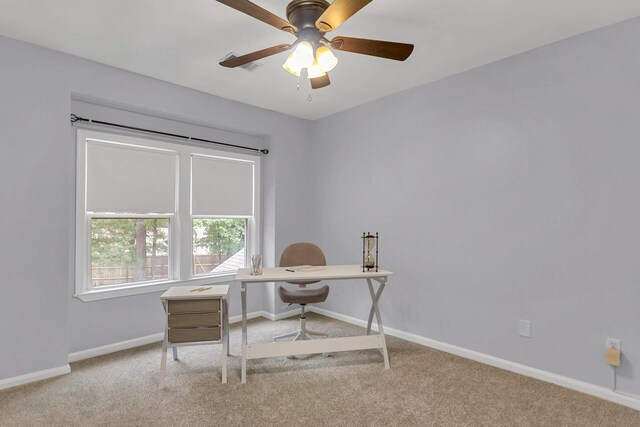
[246,335,383,359]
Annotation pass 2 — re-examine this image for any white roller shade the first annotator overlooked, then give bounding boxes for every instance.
[192,155,254,216]
[86,140,177,213]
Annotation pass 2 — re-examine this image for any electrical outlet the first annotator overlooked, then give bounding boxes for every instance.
[606,337,621,350]
[518,320,531,338]
[605,337,622,367]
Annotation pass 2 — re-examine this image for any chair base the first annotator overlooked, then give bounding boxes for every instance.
[273,328,329,342]
[273,305,331,357]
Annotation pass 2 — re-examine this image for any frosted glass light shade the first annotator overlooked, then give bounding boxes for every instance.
[290,41,315,69]
[307,61,326,79]
[282,53,301,76]
[316,45,338,72]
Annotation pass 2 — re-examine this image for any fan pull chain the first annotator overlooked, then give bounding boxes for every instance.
[296,75,300,91]
[307,79,312,102]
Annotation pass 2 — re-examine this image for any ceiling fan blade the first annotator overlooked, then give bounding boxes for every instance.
[329,37,414,61]
[217,0,296,33]
[220,44,292,68]
[316,0,372,32]
[310,74,331,89]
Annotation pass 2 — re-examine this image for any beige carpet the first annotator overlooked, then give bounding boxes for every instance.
[1,313,638,426]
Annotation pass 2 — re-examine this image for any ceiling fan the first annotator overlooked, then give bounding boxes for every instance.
[217,0,415,90]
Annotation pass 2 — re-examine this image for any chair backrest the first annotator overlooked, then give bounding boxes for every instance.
[279,243,326,286]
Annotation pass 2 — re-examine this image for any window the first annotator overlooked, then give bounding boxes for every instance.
[192,218,246,275]
[75,129,260,301]
[91,218,170,286]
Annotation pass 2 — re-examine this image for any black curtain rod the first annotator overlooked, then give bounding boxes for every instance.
[70,114,269,155]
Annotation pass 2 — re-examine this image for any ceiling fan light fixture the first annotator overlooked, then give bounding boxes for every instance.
[290,40,315,69]
[307,61,327,79]
[282,53,302,76]
[316,45,338,72]
[217,0,414,91]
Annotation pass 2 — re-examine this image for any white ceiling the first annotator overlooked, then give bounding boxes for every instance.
[0,1,638,120]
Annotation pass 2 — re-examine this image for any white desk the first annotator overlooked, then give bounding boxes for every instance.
[236,265,394,383]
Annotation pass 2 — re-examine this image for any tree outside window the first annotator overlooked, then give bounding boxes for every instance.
[192,218,246,274]
[91,218,169,287]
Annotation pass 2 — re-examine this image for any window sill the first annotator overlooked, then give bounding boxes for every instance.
[74,273,237,302]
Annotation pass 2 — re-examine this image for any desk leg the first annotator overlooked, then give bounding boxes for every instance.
[159,300,169,389]
[241,282,247,384]
[221,299,228,384]
[366,281,386,335]
[172,347,178,361]
[224,299,230,356]
[367,279,390,369]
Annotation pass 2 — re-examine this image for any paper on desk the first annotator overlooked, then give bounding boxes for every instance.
[288,265,326,272]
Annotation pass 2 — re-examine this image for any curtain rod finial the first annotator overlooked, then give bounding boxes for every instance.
[260,149,269,155]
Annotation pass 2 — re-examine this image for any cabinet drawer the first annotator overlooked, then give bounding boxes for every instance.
[168,299,220,314]
[168,312,220,328]
[168,327,220,343]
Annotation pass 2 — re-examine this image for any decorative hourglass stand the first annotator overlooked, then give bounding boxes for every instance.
[362,232,379,272]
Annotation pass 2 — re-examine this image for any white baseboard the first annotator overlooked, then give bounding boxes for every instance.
[0,365,71,391]
[68,311,263,363]
[68,310,298,364]
[229,308,299,324]
[68,333,165,363]
[229,309,268,325]
[309,306,640,411]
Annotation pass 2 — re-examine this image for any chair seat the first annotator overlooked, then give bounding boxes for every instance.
[278,285,329,305]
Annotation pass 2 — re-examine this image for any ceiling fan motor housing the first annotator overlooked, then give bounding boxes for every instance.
[286,0,330,31]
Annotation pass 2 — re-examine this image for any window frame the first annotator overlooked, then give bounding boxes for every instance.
[75,129,261,302]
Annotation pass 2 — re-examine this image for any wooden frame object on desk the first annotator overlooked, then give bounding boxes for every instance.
[159,285,230,389]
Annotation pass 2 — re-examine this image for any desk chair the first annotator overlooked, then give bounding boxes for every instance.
[273,243,330,343]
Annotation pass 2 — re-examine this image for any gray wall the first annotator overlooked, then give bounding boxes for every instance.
[309,17,640,396]
[2,16,639,398]
[0,35,315,378]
